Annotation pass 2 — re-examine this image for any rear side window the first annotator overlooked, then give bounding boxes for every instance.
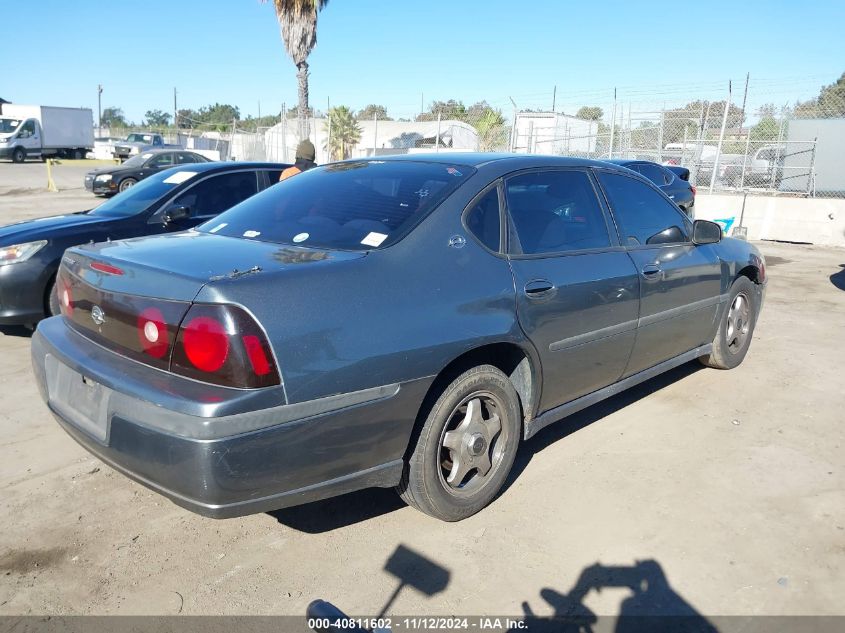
[465,187,501,252]
[171,171,259,218]
[597,171,690,247]
[200,161,474,251]
[505,170,611,255]
[636,163,672,186]
[176,152,196,164]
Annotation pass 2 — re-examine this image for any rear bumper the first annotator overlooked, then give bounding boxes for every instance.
[31,317,427,518]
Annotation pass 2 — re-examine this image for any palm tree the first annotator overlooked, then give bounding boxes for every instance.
[324,106,361,160]
[474,108,508,151]
[264,0,329,140]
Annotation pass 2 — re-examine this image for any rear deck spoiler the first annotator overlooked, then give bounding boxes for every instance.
[667,166,690,181]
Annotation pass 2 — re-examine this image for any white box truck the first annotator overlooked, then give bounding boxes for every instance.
[0,104,94,163]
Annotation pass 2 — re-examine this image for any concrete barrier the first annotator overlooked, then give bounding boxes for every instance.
[695,194,845,247]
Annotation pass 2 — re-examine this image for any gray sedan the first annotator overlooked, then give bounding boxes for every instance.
[32,154,766,521]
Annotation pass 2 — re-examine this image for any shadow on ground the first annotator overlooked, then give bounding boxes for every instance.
[830,264,845,291]
[271,362,703,534]
[0,324,33,339]
[311,544,715,632]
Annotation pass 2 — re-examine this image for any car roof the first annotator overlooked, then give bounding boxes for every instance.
[605,158,662,166]
[334,152,634,170]
[156,160,290,173]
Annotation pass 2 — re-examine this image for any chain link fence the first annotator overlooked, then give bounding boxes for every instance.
[100,77,845,198]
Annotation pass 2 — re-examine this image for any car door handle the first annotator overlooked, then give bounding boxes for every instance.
[641,264,663,280]
[524,279,556,298]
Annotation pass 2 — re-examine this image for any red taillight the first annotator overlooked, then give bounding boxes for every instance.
[90,261,125,276]
[182,316,230,372]
[171,304,279,388]
[137,307,169,359]
[59,276,74,317]
[243,334,272,376]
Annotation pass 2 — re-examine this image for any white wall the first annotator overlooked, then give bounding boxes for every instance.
[695,194,845,247]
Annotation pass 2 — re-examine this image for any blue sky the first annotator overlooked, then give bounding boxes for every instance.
[2,0,843,124]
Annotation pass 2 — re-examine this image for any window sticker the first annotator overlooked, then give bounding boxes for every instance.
[243,230,261,238]
[292,232,309,243]
[446,167,463,177]
[360,232,388,247]
[163,171,197,184]
[208,223,227,234]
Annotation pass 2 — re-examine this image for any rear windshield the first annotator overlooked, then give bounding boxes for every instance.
[198,160,475,250]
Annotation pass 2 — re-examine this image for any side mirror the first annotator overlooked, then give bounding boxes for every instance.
[164,205,190,224]
[693,219,722,245]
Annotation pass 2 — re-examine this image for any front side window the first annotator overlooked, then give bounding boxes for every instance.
[176,152,197,164]
[199,161,474,251]
[505,170,611,255]
[465,187,501,252]
[597,171,690,247]
[171,171,259,218]
[147,153,174,169]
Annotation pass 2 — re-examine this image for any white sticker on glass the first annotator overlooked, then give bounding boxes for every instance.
[292,232,309,243]
[361,232,388,247]
[209,223,227,233]
[163,171,197,184]
[243,230,261,238]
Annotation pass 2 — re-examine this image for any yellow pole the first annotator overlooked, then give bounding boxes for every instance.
[46,159,59,193]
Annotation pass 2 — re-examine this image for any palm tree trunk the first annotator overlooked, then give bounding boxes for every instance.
[297,62,310,140]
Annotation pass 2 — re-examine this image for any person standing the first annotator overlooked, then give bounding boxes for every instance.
[279,140,317,181]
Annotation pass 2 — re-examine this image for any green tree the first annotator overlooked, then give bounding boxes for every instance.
[416,99,467,122]
[175,108,198,129]
[473,108,508,151]
[144,109,172,127]
[576,106,604,121]
[751,116,780,141]
[195,103,241,131]
[794,72,845,118]
[101,106,127,128]
[357,104,391,121]
[264,0,330,140]
[324,105,361,160]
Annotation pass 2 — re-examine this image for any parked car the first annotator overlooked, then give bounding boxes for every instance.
[32,154,767,522]
[1,161,289,326]
[720,145,785,188]
[607,159,696,217]
[85,149,213,195]
[113,133,180,160]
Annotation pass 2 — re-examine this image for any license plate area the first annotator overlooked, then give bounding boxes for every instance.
[45,354,111,443]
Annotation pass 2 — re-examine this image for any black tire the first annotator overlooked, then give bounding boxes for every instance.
[118,178,137,192]
[46,278,61,317]
[700,276,759,370]
[397,365,521,521]
[12,147,25,163]
[72,148,84,160]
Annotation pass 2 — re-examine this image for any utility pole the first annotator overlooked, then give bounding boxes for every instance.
[739,72,750,136]
[97,84,103,131]
[608,88,617,159]
[173,87,177,130]
[552,85,556,112]
[710,80,732,193]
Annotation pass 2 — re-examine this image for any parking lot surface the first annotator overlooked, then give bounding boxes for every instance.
[1,163,843,617]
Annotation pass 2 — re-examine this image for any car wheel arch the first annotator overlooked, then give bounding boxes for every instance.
[409,341,541,451]
[736,264,762,284]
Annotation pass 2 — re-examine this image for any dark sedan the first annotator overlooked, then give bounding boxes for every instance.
[32,154,766,521]
[84,149,212,195]
[1,161,289,326]
[608,159,696,217]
